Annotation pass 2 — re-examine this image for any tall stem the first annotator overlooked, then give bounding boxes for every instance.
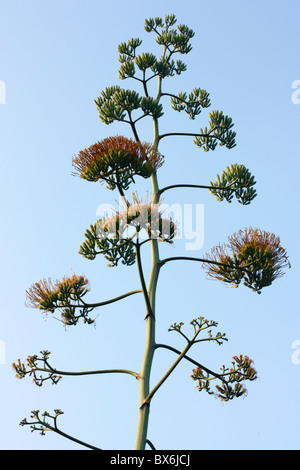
[134,168,160,451]
[134,69,163,448]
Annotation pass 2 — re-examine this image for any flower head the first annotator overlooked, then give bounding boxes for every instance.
[26,274,90,310]
[203,227,290,293]
[72,135,164,190]
[25,274,92,325]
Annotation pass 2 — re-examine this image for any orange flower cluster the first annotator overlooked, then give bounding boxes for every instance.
[191,354,257,401]
[72,135,164,190]
[26,274,90,311]
[25,275,93,325]
[12,353,62,386]
[203,227,290,293]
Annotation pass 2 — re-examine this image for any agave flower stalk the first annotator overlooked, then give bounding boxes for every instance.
[16,14,291,451]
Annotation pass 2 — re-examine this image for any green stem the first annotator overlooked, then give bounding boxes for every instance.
[155,343,224,381]
[158,130,222,143]
[143,329,202,405]
[36,361,140,379]
[159,256,258,274]
[80,289,142,309]
[158,178,243,196]
[27,418,101,450]
[135,240,153,318]
[134,65,165,449]
[134,171,160,451]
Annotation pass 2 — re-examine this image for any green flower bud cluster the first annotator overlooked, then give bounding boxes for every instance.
[209,163,257,205]
[194,110,236,151]
[170,88,211,119]
[144,15,195,55]
[79,219,136,267]
[95,86,163,125]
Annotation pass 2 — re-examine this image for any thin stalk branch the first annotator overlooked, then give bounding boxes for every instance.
[136,238,153,318]
[145,73,159,83]
[133,113,150,125]
[128,110,140,142]
[146,439,156,450]
[158,178,241,196]
[159,256,258,274]
[174,329,190,343]
[79,289,142,309]
[158,130,219,142]
[142,70,149,97]
[160,91,190,105]
[142,328,202,406]
[35,364,140,379]
[155,343,224,381]
[25,418,101,450]
[116,173,131,208]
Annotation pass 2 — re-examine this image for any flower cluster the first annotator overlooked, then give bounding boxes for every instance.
[20,409,64,436]
[203,227,290,293]
[191,355,257,401]
[209,163,257,205]
[25,274,94,325]
[72,135,164,190]
[79,194,176,266]
[12,351,62,386]
[194,110,236,151]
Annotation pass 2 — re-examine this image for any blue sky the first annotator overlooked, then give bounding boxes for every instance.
[0,0,299,450]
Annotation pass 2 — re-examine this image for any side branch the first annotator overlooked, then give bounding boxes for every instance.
[159,256,255,274]
[155,343,224,381]
[136,240,154,318]
[140,317,216,407]
[13,351,140,386]
[20,410,101,450]
[40,367,140,380]
[158,179,240,196]
[81,289,143,309]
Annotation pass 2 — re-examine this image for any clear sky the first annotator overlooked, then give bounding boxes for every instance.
[0,0,299,450]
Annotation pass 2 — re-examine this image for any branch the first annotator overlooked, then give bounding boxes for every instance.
[146,439,156,450]
[159,256,256,274]
[160,91,190,105]
[141,317,216,406]
[80,289,142,309]
[127,110,140,142]
[155,343,224,381]
[41,366,140,380]
[158,178,240,196]
[158,131,216,141]
[20,410,101,450]
[136,238,154,318]
[13,351,140,386]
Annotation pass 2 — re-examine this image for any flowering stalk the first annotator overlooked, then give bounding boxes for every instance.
[15,14,290,451]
